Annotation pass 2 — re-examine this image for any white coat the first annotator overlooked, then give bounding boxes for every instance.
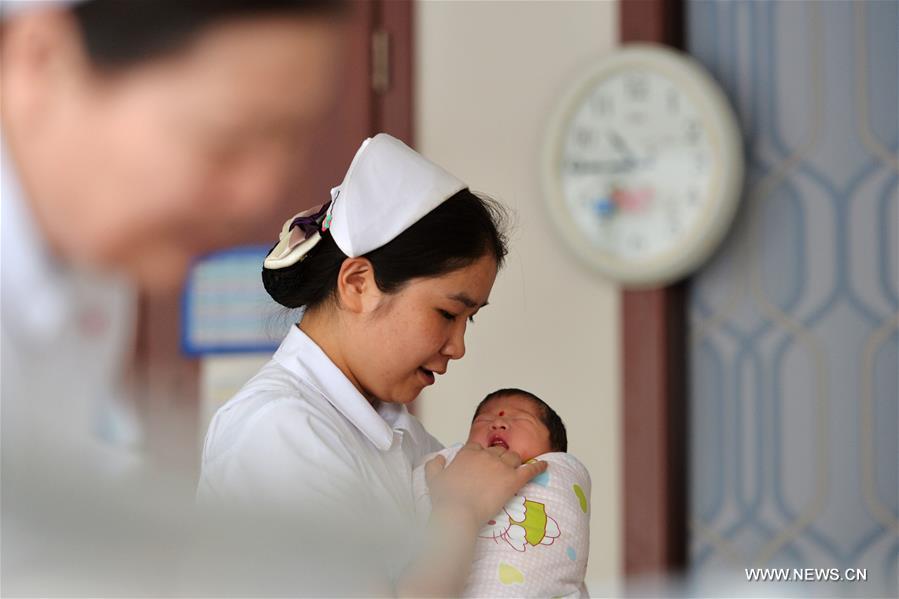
[0,140,139,470]
[197,324,444,577]
[0,138,152,595]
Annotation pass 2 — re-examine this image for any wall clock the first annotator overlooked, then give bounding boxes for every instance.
[542,43,744,287]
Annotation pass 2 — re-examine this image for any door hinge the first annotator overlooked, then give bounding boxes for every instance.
[371,29,391,94]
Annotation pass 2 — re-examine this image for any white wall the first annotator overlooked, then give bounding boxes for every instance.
[415,0,621,585]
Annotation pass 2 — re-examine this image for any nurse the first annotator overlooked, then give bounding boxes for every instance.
[198,134,546,596]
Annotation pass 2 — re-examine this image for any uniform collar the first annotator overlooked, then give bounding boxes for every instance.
[1,137,74,346]
[273,324,412,452]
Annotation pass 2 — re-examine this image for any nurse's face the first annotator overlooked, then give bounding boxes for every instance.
[5,11,344,292]
[352,254,498,405]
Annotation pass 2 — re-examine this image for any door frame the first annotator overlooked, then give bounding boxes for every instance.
[619,0,689,576]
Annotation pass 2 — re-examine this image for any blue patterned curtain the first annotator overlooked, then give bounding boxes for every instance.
[686,1,897,595]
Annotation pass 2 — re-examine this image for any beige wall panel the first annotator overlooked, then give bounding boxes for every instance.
[415,0,621,585]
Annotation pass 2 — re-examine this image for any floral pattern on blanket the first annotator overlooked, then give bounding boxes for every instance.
[478,495,561,552]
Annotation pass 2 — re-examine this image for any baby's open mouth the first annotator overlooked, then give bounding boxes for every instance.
[488,435,509,450]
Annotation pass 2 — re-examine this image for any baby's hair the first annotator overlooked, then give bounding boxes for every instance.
[473,388,568,453]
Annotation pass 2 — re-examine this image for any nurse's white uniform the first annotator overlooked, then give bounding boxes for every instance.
[1,137,158,595]
[197,323,443,584]
[198,323,443,514]
[1,140,140,467]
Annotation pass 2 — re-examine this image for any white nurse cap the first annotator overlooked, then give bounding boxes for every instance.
[264,133,466,269]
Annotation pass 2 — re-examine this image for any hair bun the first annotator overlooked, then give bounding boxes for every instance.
[261,231,346,309]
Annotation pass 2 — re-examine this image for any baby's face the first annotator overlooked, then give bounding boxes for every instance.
[467,394,552,462]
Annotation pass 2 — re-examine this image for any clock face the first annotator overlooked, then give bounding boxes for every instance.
[562,70,714,260]
[543,45,743,287]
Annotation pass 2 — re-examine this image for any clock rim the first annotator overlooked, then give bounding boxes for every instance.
[541,42,744,288]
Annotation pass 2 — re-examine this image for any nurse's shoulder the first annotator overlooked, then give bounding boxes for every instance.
[198,347,362,508]
[201,360,328,459]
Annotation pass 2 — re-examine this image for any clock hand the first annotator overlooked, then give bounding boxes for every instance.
[608,131,638,161]
[608,130,657,169]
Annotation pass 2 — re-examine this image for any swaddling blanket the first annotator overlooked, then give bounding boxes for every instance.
[412,444,591,598]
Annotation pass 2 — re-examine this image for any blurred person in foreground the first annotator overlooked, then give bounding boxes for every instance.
[0,0,345,594]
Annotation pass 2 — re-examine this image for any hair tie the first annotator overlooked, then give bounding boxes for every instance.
[289,201,331,238]
[263,200,332,270]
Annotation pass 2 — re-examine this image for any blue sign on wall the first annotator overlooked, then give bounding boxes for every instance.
[181,245,287,355]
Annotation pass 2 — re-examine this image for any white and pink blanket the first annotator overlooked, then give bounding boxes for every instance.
[412,444,591,598]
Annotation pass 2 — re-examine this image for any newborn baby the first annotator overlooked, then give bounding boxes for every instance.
[413,388,591,598]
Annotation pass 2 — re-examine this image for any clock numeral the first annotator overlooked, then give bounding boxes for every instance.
[625,75,649,101]
[575,127,594,147]
[593,95,613,115]
[685,119,701,145]
[666,89,680,113]
[694,153,708,174]
[687,187,700,205]
[667,204,683,233]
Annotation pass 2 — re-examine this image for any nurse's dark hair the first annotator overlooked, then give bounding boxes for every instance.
[262,189,508,310]
[474,388,568,453]
[71,0,346,67]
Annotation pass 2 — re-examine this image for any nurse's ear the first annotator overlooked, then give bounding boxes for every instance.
[335,257,383,315]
